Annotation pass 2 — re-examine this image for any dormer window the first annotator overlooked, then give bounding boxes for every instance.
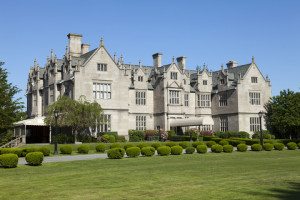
[138,76,143,82]
[97,63,107,71]
[220,79,225,85]
[171,72,177,80]
[251,77,258,83]
[203,80,208,85]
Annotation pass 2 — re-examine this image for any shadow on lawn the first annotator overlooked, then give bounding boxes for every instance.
[246,182,300,200]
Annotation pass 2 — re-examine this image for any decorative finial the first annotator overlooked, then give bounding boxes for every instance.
[221,64,224,71]
[120,54,124,64]
[113,52,117,62]
[172,56,175,63]
[100,37,104,47]
[34,58,37,67]
[252,56,255,64]
[139,60,141,67]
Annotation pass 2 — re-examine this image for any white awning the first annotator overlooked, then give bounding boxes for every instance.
[13,117,46,126]
[169,116,214,127]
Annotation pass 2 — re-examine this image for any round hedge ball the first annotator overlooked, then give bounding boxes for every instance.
[206,141,217,148]
[274,143,285,151]
[219,140,229,146]
[171,146,183,155]
[157,146,171,156]
[223,145,233,153]
[185,146,195,154]
[211,144,223,153]
[263,143,274,151]
[77,145,90,154]
[126,147,141,158]
[192,141,205,148]
[25,152,44,166]
[141,147,155,157]
[196,145,207,154]
[95,143,107,153]
[0,153,18,168]
[251,144,262,151]
[107,148,125,159]
[287,142,297,150]
[60,145,73,155]
[237,143,248,152]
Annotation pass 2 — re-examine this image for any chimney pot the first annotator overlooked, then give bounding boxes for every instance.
[152,53,162,68]
[67,33,83,57]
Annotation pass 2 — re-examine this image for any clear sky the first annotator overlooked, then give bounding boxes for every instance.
[1,0,299,104]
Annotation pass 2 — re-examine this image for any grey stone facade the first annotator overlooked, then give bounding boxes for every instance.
[26,33,271,136]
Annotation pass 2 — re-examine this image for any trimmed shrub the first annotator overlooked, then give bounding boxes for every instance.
[263,143,274,151]
[237,143,248,152]
[227,139,246,147]
[167,130,176,140]
[144,130,159,141]
[171,146,183,155]
[110,143,122,149]
[0,154,18,168]
[179,141,190,149]
[77,145,90,154]
[116,136,126,142]
[0,148,22,157]
[126,147,141,158]
[252,131,275,139]
[95,143,106,153]
[165,142,177,147]
[124,143,135,150]
[157,146,171,156]
[274,143,285,151]
[21,147,38,157]
[287,142,297,150]
[219,140,229,146]
[185,146,195,154]
[251,144,262,151]
[196,145,207,154]
[170,135,193,141]
[137,143,150,150]
[128,130,145,142]
[215,131,250,139]
[107,148,125,159]
[211,137,223,143]
[192,141,205,148]
[101,134,116,143]
[25,152,44,166]
[206,141,217,148]
[38,147,50,156]
[60,145,73,154]
[151,142,162,150]
[141,147,155,157]
[211,144,223,153]
[223,145,233,153]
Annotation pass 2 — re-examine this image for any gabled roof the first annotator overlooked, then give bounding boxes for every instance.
[80,48,97,63]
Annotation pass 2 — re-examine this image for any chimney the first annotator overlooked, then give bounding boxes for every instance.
[176,56,186,70]
[152,53,162,68]
[67,33,82,57]
[81,44,90,54]
[226,60,238,69]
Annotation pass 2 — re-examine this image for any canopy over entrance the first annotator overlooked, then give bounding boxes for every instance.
[14,116,46,126]
[169,116,214,127]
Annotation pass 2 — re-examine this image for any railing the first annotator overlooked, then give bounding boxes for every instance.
[0,136,24,148]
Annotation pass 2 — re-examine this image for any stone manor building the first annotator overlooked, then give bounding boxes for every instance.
[24,33,271,140]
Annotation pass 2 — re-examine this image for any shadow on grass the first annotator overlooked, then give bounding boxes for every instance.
[246,182,300,200]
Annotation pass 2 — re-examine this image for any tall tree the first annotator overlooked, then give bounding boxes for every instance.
[265,89,300,139]
[44,95,103,141]
[0,61,24,144]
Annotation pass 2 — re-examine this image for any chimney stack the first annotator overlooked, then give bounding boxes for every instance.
[81,44,90,54]
[152,53,162,68]
[67,33,82,57]
[176,56,186,70]
[226,60,238,69]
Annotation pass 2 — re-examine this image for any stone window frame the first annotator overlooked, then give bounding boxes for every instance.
[170,72,178,80]
[138,76,143,82]
[97,63,107,72]
[93,82,112,100]
[219,92,228,107]
[169,90,180,105]
[136,115,146,130]
[249,92,261,105]
[203,80,208,85]
[251,77,258,83]
[136,91,146,105]
[250,117,261,132]
[220,116,228,132]
[197,93,211,107]
[98,114,111,133]
[184,93,189,106]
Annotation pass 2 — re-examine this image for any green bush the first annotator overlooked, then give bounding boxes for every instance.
[25,152,44,166]
[167,130,176,140]
[38,147,50,156]
[219,140,229,146]
[144,130,159,141]
[252,131,275,139]
[165,142,177,147]
[215,131,249,138]
[0,154,18,168]
[126,147,141,158]
[77,145,90,154]
[274,143,285,151]
[137,142,150,149]
[196,145,207,154]
[157,146,171,156]
[151,142,162,150]
[251,144,262,151]
[171,146,183,155]
[287,142,297,150]
[0,148,22,157]
[223,145,233,153]
[128,130,145,142]
[211,144,223,153]
[206,141,217,148]
[101,134,115,143]
[95,143,106,153]
[211,137,223,143]
[237,143,248,152]
[60,145,73,154]
[192,141,205,148]
[110,143,122,149]
[21,147,38,157]
[116,136,126,142]
[107,148,125,159]
[179,141,190,149]
[123,143,135,150]
[185,146,195,154]
[263,143,274,151]
[227,139,246,147]
[141,147,155,157]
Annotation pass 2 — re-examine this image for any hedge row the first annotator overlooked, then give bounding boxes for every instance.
[0,147,50,157]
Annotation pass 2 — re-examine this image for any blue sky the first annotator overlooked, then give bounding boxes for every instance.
[1,0,299,104]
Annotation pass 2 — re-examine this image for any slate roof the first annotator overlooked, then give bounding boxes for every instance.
[80,48,97,63]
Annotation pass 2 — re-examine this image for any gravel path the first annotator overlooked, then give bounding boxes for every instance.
[18,154,107,165]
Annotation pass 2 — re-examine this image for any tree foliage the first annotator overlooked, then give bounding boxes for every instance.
[0,61,24,144]
[44,95,103,140]
[265,89,300,139]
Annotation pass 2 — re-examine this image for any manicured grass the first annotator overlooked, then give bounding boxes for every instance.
[1,151,300,199]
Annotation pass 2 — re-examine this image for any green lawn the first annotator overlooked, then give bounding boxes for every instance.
[0,151,300,200]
